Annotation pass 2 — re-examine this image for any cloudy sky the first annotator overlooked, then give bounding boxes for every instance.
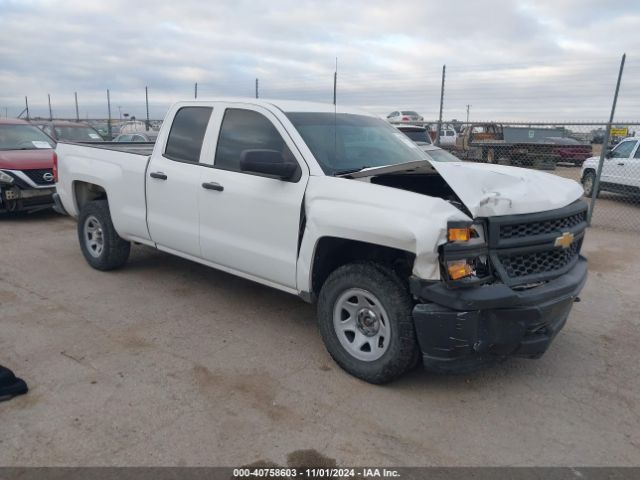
[0,0,638,121]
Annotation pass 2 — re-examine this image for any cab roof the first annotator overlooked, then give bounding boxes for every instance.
[172,98,375,116]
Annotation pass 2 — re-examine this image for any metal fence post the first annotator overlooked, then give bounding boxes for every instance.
[48,94,53,120]
[145,86,150,131]
[255,78,259,99]
[74,92,79,122]
[194,82,198,99]
[107,89,112,139]
[436,65,446,146]
[24,96,30,120]
[588,53,626,225]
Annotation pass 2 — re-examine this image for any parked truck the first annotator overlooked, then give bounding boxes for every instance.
[450,123,592,169]
[54,99,588,383]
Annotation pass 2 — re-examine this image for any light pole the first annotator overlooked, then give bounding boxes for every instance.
[466,104,471,123]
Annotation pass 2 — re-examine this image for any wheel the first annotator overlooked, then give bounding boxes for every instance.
[77,200,130,270]
[317,262,418,384]
[582,171,598,198]
[486,148,496,164]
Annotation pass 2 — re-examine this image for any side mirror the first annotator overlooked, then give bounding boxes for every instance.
[240,149,298,180]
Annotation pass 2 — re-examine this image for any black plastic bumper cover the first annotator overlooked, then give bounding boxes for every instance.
[52,192,68,215]
[412,257,587,370]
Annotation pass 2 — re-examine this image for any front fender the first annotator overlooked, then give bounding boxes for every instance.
[296,176,470,293]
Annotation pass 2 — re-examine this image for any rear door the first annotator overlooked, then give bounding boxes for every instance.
[146,106,213,257]
[197,104,308,290]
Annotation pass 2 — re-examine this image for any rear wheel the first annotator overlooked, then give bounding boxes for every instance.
[78,200,130,270]
[317,262,418,384]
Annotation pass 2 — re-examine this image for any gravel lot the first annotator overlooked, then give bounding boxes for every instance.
[1,194,639,466]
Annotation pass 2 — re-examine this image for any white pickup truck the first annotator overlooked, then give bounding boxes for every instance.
[54,99,588,383]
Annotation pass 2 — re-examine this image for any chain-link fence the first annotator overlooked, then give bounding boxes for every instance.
[390,120,640,232]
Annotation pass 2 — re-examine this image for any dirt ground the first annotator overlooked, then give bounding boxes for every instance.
[1,204,639,467]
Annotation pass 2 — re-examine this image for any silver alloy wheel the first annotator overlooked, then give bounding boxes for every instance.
[333,288,390,362]
[84,215,105,258]
[583,174,594,196]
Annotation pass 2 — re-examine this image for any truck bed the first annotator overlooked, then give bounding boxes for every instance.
[59,141,155,156]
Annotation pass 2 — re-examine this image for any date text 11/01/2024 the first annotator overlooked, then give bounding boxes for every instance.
[232,467,401,478]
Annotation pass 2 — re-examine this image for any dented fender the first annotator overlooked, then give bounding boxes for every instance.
[295,175,470,293]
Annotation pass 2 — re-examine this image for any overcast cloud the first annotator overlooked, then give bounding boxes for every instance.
[0,0,638,121]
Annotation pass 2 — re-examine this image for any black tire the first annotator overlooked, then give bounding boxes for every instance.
[317,262,418,384]
[582,171,598,198]
[77,200,130,270]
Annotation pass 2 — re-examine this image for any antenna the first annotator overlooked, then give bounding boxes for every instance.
[333,57,338,106]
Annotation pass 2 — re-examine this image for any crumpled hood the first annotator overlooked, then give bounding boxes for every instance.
[343,159,584,218]
[430,161,584,217]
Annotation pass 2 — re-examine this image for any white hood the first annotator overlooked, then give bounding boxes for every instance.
[430,161,584,217]
[344,160,584,218]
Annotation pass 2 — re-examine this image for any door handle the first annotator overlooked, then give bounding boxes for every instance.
[150,172,168,180]
[617,162,625,166]
[202,182,224,192]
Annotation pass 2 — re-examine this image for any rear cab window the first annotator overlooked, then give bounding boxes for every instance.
[164,107,213,163]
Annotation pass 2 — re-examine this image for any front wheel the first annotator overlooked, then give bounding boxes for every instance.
[78,200,130,270]
[582,171,598,198]
[317,263,418,384]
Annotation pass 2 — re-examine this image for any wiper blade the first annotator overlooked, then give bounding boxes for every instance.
[333,166,371,176]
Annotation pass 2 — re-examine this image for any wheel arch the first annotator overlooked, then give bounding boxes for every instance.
[73,181,108,213]
[308,236,416,301]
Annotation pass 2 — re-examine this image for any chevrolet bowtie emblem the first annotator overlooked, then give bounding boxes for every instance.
[554,232,575,249]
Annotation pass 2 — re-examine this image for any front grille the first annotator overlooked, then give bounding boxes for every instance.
[487,200,587,286]
[499,210,587,240]
[498,240,581,279]
[22,168,54,186]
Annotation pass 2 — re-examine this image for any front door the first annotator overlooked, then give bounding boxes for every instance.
[197,105,308,290]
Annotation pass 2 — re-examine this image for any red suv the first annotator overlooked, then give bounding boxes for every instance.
[0,119,57,213]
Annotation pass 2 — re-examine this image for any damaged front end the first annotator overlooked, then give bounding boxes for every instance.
[410,199,589,373]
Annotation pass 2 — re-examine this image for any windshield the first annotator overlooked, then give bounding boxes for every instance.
[0,124,55,150]
[286,112,432,175]
[55,126,103,142]
[400,129,430,143]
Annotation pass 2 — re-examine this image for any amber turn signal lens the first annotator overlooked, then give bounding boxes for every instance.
[447,261,474,280]
[448,227,471,242]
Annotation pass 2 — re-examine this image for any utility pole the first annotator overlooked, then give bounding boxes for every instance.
[48,94,53,120]
[25,96,30,121]
[435,65,446,146]
[194,82,198,99]
[107,89,112,139]
[255,78,259,99]
[588,53,626,224]
[74,92,79,122]
[145,86,150,131]
[466,104,471,123]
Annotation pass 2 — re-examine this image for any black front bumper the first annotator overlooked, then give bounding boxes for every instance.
[411,257,587,372]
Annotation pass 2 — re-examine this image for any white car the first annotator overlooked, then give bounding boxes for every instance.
[438,128,458,146]
[581,137,640,197]
[386,110,424,123]
[54,98,587,383]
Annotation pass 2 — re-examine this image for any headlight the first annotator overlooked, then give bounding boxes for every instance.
[447,222,486,245]
[442,221,491,285]
[0,170,14,184]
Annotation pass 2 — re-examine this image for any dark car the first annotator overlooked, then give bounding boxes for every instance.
[0,119,57,213]
[540,137,593,166]
[395,125,432,150]
[31,121,104,143]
